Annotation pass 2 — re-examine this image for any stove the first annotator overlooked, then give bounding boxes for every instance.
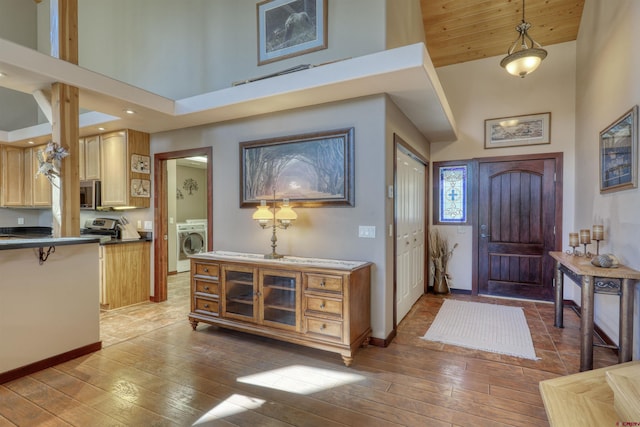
[81,218,121,238]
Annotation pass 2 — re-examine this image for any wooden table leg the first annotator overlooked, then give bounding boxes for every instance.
[580,275,594,371]
[554,260,564,328]
[619,279,635,363]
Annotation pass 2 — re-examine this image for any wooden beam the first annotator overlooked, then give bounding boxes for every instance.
[50,0,80,237]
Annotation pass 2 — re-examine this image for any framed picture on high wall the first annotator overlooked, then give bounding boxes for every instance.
[257,0,328,65]
[599,105,638,193]
[484,112,551,149]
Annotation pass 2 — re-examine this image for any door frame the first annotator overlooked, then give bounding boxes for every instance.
[392,134,429,330]
[152,146,213,302]
[471,152,563,296]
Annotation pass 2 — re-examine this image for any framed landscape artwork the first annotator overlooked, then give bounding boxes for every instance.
[485,112,551,148]
[240,128,354,207]
[257,0,328,65]
[600,105,638,193]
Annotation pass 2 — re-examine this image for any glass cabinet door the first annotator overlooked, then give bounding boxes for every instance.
[260,270,300,330]
[222,266,256,320]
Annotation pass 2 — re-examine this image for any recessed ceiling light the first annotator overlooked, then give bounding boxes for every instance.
[98,127,105,131]
[27,140,35,144]
[0,72,6,77]
[124,109,136,115]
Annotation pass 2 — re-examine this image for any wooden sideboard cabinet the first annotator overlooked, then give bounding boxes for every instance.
[189,251,372,366]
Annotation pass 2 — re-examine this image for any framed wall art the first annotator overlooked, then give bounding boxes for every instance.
[257,0,328,65]
[240,128,354,207]
[485,112,551,149]
[600,105,638,193]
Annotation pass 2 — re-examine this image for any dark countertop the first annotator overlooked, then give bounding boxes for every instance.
[0,226,152,249]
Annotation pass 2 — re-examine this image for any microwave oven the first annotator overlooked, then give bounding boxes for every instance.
[80,180,101,210]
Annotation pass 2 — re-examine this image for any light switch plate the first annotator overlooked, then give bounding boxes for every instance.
[358,225,376,238]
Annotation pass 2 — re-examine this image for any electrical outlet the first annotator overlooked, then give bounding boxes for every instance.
[144,220,153,230]
[17,217,24,225]
[358,225,376,238]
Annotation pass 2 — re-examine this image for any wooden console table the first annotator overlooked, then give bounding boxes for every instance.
[550,251,640,371]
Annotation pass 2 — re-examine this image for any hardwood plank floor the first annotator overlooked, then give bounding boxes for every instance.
[0,273,619,426]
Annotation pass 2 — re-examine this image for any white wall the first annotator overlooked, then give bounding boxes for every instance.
[151,96,395,339]
[77,0,387,99]
[575,0,640,357]
[430,41,577,293]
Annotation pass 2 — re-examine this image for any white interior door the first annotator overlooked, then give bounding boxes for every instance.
[395,146,426,323]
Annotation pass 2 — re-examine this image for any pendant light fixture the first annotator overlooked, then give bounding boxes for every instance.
[500,0,547,78]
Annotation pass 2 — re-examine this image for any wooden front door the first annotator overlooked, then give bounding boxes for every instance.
[477,156,561,301]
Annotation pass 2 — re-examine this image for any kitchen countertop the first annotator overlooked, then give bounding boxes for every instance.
[0,226,152,249]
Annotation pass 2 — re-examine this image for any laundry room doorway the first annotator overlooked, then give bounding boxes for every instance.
[153,147,213,302]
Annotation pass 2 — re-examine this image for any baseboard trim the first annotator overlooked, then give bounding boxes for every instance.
[369,329,396,348]
[562,300,618,354]
[0,341,102,384]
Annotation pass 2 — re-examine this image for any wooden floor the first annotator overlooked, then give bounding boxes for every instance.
[0,274,619,426]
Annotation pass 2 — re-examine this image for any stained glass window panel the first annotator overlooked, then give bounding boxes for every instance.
[439,166,467,223]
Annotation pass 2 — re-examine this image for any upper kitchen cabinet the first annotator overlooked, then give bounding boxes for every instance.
[100,130,150,209]
[1,146,24,207]
[79,135,101,181]
[24,145,52,207]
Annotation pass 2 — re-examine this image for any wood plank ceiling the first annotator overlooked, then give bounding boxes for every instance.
[422,0,585,68]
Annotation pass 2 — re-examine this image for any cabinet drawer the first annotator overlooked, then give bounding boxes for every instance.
[195,280,218,296]
[305,274,343,293]
[194,297,219,316]
[194,263,219,278]
[305,317,343,341]
[305,296,342,317]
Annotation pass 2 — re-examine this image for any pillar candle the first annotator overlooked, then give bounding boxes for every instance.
[580,229,591,244]
[592,225,604,241]
[569,232,579,247]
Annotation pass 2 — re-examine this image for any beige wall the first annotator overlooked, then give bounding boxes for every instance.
[575,0,640,356]
[430,41,577,292]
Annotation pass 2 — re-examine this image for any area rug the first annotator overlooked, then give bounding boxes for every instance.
[422,299,539,360]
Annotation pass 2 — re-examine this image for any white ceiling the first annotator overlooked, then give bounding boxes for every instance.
[0,39,457,146]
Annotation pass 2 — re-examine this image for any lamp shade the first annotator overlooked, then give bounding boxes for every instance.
[500,48,547,77]
[276,199,297,225]
[252,201,272,224]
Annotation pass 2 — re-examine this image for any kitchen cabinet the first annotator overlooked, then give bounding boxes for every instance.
[100,241,151,309]
[79,135,100,181]
[1,146,24,207]
[23,145,52,207]
[100,129,150,208]
[189,251,372,366]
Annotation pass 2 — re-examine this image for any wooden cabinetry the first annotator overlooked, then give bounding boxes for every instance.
[100,242,151,310]
[24,145,52,207]
[1,145,51,207]
[100,129,150,208]
[1,146,24,206]
[79,135,100,181]
[189,252,371,366]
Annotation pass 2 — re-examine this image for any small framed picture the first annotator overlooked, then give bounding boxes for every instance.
[257,0,328,65]
[131,154,150,174]
[485,112,551,149]
[131,179,150,198]
[600,106,638,193]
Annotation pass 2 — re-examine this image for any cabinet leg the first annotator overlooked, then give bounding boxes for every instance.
[341,355,354,367]
[189,319,199,330]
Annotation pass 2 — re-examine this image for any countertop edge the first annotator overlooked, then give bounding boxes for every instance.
[0,237,102,250]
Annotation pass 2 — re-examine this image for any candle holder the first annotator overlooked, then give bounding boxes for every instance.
[592,225,604,256]
[579,229,591,258]
[567,232,579,255]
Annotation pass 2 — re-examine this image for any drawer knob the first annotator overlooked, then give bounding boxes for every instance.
[320,281,326,287]
[320,324,326,330]
[204,304,210,308]
[320,302,326,309]
[203,267,209,272]
[204,286,210,291]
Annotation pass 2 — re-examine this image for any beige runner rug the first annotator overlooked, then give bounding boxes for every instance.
[422,299,539,360]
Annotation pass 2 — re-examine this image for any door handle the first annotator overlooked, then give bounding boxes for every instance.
[480,224,488,238]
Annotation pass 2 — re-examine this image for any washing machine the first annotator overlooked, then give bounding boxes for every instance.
[176,221,207,272]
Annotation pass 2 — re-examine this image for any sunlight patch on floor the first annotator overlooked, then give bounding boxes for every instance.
[237,364,365,395]
[192,394,266,425]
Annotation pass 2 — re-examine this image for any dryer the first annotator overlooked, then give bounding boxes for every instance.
[176,221,207,272]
